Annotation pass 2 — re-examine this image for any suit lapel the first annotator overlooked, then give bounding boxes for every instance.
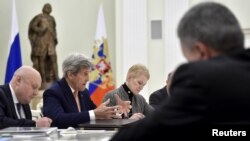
[2,85,19,119]
[79,92,86,111]
[59,78,80,112]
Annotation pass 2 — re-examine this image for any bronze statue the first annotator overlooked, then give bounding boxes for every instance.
[28,3,59,89]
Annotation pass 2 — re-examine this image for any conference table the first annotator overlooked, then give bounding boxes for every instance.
[78,119,137,130]
[0,119,137,141]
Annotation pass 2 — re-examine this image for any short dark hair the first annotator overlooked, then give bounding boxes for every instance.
[177,2,244,52]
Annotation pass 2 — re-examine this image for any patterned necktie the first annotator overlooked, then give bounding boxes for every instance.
[73,91,81,112]
[16,103,22,118]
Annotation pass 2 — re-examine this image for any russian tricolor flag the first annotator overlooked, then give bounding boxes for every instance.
[5,0,22,84]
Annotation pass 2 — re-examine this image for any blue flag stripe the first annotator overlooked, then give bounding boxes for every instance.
[5,33,22,83]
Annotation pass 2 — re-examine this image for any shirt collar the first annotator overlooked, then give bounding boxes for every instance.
[69,86,75,93]
[68,85,79,97]
[65,78,77,94]
[9,84,19,104]
[122,83,134,97]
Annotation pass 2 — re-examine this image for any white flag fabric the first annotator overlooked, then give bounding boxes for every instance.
[5,0,22,83]
[95,5,106,39]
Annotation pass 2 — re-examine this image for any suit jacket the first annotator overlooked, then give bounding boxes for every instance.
[111,48,250,140]
[0,85,35,129]
[43,78,96,128]
[149,86,169,109]
[103,85,153,117]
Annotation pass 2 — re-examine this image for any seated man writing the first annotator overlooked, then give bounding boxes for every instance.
[0,66,52,129]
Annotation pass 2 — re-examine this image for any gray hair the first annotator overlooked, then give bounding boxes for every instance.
[177,2,244,53]
[62,53,91,77]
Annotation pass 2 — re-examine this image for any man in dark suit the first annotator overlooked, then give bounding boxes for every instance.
[43,53,131,128]
[111,2,250,140]
[149,72,172,109]
[0,66,52,129]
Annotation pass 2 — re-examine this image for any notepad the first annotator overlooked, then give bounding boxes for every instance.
[0,127,57,137]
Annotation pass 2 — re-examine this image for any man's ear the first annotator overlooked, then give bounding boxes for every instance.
[194,42,213,60]
[14,75,22,87]
[66,71,73,80]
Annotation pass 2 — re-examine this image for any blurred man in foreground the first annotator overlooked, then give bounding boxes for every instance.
[111,2,250,140]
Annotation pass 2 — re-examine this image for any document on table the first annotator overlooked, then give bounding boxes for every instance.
[0,127,57,138]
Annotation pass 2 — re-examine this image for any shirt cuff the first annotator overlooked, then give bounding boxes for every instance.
[89,110,95,120]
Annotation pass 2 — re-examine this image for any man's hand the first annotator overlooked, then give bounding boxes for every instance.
[35,117,52,127]
[114,94,132,118]
[94,99,122,119]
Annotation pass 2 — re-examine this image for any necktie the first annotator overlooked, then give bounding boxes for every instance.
[73,91,81,112]
[16,103,22,118]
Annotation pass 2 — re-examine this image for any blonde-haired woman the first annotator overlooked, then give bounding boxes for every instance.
[103,64,154,120]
